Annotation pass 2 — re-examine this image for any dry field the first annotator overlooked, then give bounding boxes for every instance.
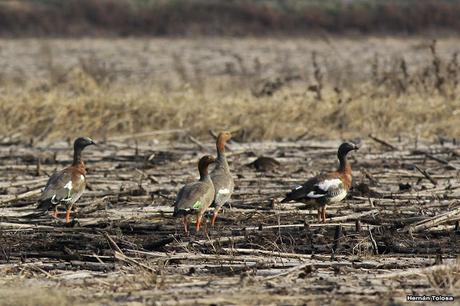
[0,37,459,142]
[0,36,460,305]
[0,134,459,305]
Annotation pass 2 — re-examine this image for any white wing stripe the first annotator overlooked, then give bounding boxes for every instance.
[64,181,73,190]
[305,179,342,199]
[307,191,325,198]
[317,179,341,192]
[218,188,230,195]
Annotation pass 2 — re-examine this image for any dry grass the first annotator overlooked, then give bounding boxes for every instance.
[0,37,459,142]
[426,260,460,291]
[0,286,73,306]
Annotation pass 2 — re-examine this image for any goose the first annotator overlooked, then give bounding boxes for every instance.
[210,131,234,226]
[37,137,96,224]
[281,142,359,222]
[173,155,216,233]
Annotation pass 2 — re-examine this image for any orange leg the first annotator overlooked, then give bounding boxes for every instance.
[321,207,326,223]
[52,208,58,219]
[317,209,322,222]
[211,207,221,226]
[182,216,189,235]
[65,207,72,224]
[196,214,203,232]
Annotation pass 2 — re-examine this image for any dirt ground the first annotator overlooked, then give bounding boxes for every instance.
[0,134,459,305]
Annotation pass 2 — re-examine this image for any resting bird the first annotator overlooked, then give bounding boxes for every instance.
[173,155,216,234]
[281,142,360,222]
[37,137,96,224]
[210,131,234,226]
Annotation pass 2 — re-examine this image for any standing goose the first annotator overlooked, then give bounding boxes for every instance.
[37,137,96,224]
[210,131,234,226]
[281,142,359,222]
[173,155,216,234]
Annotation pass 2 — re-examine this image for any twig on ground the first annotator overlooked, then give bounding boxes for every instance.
[188,135,208,151]
[368,134,398,150]
[413,165,437,185]
[404,206,460,233]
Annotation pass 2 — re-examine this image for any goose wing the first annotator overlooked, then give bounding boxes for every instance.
[37,168,85,210]
[210,170,234,207]
[281,174,343,203]
[173,181,214,215]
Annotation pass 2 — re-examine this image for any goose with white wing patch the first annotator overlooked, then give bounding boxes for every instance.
[173,155,216,234]
[37,137,96,224]
[281,142,359,222]
[210,131,234,226]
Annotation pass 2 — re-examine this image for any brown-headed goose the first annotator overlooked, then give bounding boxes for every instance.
[173,155,216,234]
[210,131,234,226]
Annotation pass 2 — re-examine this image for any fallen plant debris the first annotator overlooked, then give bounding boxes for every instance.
[0,135,459,304]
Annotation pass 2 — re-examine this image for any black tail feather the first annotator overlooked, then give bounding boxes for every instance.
[37,199,52,211]
[280,193,292,203]
[173,207,195,217]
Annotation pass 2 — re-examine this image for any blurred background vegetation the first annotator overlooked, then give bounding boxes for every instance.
[0,1,459,142]
[1,0,460,37]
